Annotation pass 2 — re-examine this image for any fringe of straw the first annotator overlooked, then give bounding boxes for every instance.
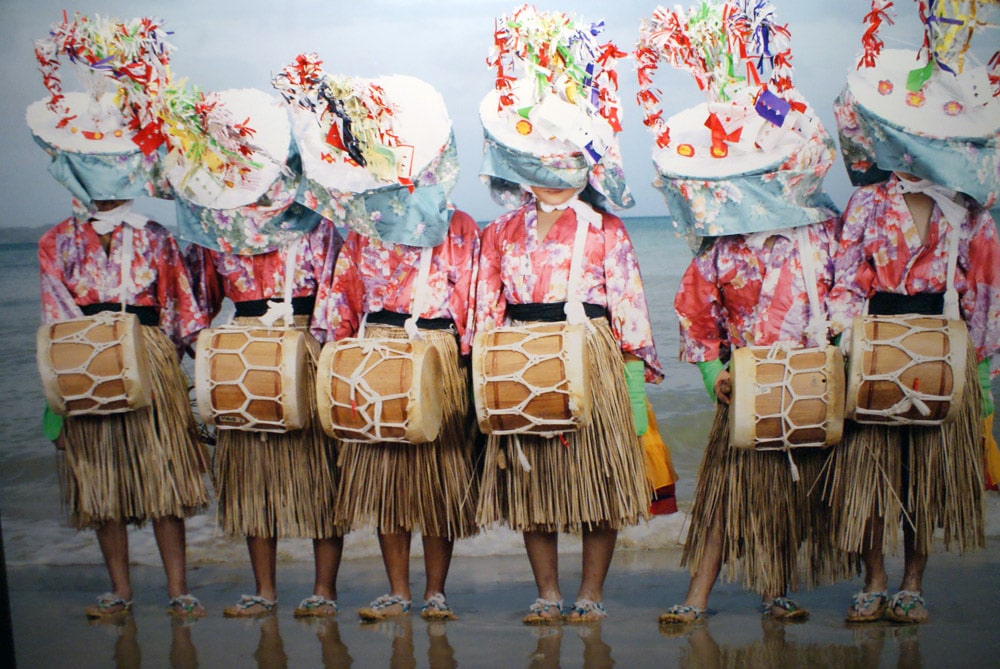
[682,404,852,595]
[475,319,649,534]
[214,331,342,539]
[59,326,210,529]
[334,325,479,538]
[818,342,984,555]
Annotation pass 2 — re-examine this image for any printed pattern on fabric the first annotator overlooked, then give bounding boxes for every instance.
[38,216,207,352]
[474,203,662,382]
[827,175,1000,371]
[673,218,841,364]
[185,218,342,343]
[315,209,480,355]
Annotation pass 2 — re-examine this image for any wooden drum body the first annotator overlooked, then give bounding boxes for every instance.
[730,345,845,450]
[472,322,591,436]
[37,312,152,416]
[846,314,967,425]
[195,326,309,432]
[316,338,444,444]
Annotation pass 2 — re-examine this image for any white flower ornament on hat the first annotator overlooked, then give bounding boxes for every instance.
[634,0,838,241]
[833,0,1000,208]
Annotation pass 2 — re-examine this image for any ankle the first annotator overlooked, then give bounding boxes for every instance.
[539,590,562,603]
[863,575,888,593]
[576,591,603,604]
[114,588,134,601]
[314,587,337,600]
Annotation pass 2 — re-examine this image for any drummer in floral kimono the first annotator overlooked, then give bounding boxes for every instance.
[172,86,345,619]
[473,6,662,624]
[30,13,211,620]
[819,0,1000,624]
[275,57,480,622]
[635,1,850,625]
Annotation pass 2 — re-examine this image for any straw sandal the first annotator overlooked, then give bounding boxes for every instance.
[658,604,706,625]
[358,594,411,622]
[420,593,457,621]
[761,597,809,620]
[85,593,132,619]
[564,598,607,623]
[845,590,888,623]
[522,598,564,625]
[223,595,277,618]
[293,595,339,618]
[167,594,206,619]
[883,591,929,624]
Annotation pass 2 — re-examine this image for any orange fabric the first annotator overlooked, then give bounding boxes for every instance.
[642,399,678,490]
[984,413,1000,491]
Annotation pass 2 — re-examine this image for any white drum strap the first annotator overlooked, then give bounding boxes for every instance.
[91,202,146,310]
[261,239,299,328]
[564,201,601,330]
[119,226,134,311]
[404,247,434,341]
[896,177,966,320]
[794,226,827,347]
[512,434,532,472]
[942,219,962,321]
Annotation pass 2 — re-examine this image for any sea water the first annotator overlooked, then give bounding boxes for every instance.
[2,220,995,567]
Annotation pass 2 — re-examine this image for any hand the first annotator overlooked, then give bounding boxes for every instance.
[714,370,732,405]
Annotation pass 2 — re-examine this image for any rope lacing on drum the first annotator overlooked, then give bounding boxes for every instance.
[477,325,588,440]
[327,338,420,442]
[750,342,838,481]
[852,315,960,425]
[41,311,143,414]
[199,326,304,434]
[328,248,435,444]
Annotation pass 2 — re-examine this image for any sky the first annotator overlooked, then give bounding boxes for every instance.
[0,0,937,231]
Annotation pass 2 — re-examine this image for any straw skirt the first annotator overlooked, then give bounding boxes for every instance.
[476,318,649,534]
[818,343,984,556]
[681,404,851,595]
[213,319,341,539]
[334,325,479,539]
[60,325,210,530]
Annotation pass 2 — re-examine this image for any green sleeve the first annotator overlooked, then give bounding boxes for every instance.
[696,359,725,404]
[980,359,994,418]
[43,404,63,442]
[624,360,648,436]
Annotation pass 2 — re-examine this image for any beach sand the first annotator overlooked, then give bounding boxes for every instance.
[8,532,1000,668]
